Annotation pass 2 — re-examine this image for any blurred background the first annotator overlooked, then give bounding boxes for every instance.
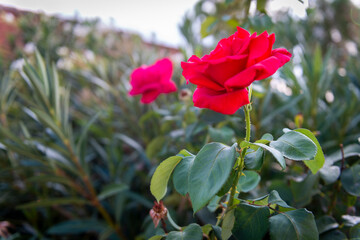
[0,0,359,239]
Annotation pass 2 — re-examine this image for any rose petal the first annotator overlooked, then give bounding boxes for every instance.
[141,89,161,104]
[155,58,173,82]
[193,87,250,114]
[162,80,178,93]
[205,55,248,85]
[247,31,270,67]
[187,74,225,91]
[224,47,292,90]
[181,60,208,83]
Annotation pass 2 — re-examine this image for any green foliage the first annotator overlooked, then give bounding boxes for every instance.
[269,130,317,161]
[341,164,360,196]
[150,156,183,202]
[189,142,237,212]
[237,170,261,192]
[294,128,325,174]
[269,209,319,240]
[0,0,359,239]
[233,204,270,240]
[167,223,203,240]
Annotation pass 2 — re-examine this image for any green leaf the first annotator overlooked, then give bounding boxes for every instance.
[245,147,264,170]
[149,235,164,240]
[316,216,339,235]
[150,156,183,202]
[268,190,294,209]
[146,136,166,159]
[217,169,236,197]
[177,149,194,157]
[172,156,195,196]
[97,183,128,201]
[320,230,347,240]
[232,204,270,240]
[244,133,273,170]
[269,209,319,240]
[290,174,319,207]
[237,170,261,192]
[211,225,222,240]
[17,198,89,209]
[201,224,212,236]
[253,142,286,169]
[189,143,237,213]
[340,164,360,196]
[148,236,163,240]
[167,223,203,240]
[221,209,235,240]
[270,131,317,161]
[200,16,218,38]
[246,190,294,212]
[256,0,267,13]
[209,126,235,145]
[294,128,325,174]
[350,224,360,239]
[319,165,340,185]
[207,195,221,212]
[47,219,106,235]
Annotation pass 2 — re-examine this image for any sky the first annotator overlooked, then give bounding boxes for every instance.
[0,0,310,47]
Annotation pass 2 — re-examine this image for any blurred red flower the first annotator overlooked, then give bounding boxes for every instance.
[181,27,292,114]
[129,58,177,104]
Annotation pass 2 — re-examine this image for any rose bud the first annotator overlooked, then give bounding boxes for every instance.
[149,200,168,228]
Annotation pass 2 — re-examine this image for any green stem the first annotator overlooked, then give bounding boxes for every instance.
[227,104,251,209]
[167,211,182,230]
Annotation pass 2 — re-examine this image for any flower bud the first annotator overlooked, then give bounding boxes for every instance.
[149,200,167,228]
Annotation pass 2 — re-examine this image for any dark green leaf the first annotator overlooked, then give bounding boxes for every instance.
[340,164,360,196]
[211,225,222,240]
[270,131,317,161]
[269,209,318,240]
[350,224,360,239]
[237,170,261,193]
[221,209,235,240]
[47,219,106,235]
[217,169,236,196]
[167,223,202,240]
[189,143,237,213]
[290,174,319,207]
[253,142,286,169]
[320,230,347,240]
[97,183,128,200]
[172,156,195,196]
[207,195,221,212]
[146,136,166,159]
[268,190,293,209]
[17,198,89,209]
[316,216,339,235]
[150,156,183,202]
[294,129,325,174]
[148,236,163,240]
[209,126,235,145]
[233,204,270,240]
[245,147,264,170]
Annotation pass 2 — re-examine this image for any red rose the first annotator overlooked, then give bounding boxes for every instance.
[181,27,292,114]
[129,58,177,104]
